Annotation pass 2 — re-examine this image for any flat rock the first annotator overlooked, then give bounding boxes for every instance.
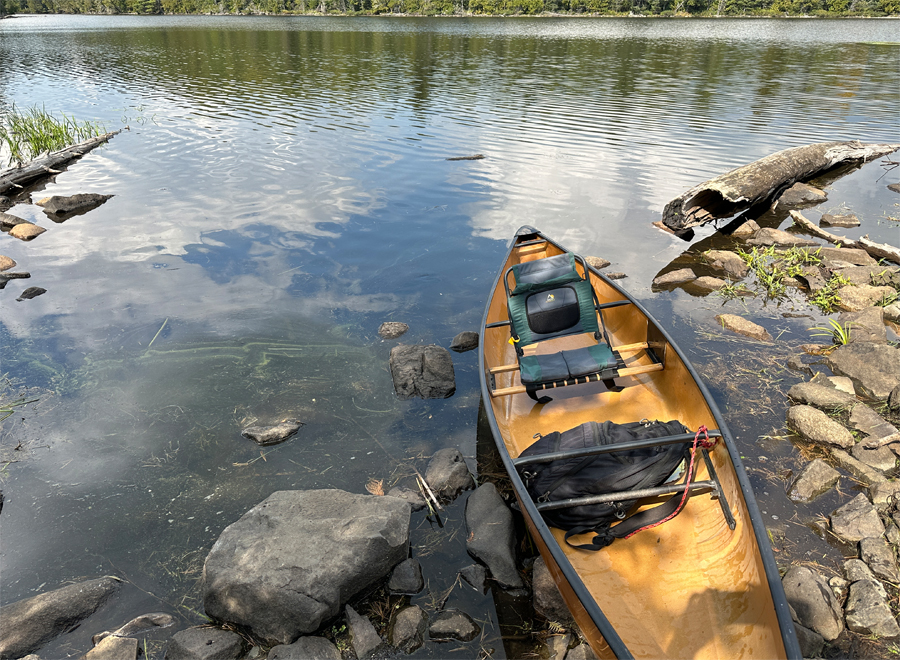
[9,223,46,240]
[834,263,899,287]
[202,489,410,644]
[777,182,828,207]
[870,481,900,512]
[532,556,575,627]
[345,605,382,659]
[747,227,818,247]
[267,637,340,660]
[459,564,488,594]
[787,382,856,410]
[36,193,113,216]
[781,565,843,641]
[652,268,696,286]
[449,331,479,353]
[692,275,727,290]
[378,322,408,340]
[424,448,474,501]
[705,250,749,279]
[389,344,456,400]
[837,307,887,344]
[240,420,302,446]
[831,449,886,486]
[831,492,886,543]
[0,255,15,271]
[715,314,771,341]
[845,578,900,638]
[605,271,627,280]
[860,536,900,583]
[428,609,480,642]
[388,558,424,595]
[0,576,121,660]
[844,558,884,594]
[584,255,610,270]
[836,285,897,312]
[786,405,854,449]
[788,458,841,503]
[389,605,426,654]
[820,213,860,228]
[465,482,523,589]
[164,626,245,660]
[850,404,898,443]
[815,246,877,267]
[827,343,900,400]
[851,442,897,472]
[85,635,138,660]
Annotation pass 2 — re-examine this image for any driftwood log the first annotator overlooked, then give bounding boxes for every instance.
[662,141,900,231]
[789,211,900,265]
[0,130,121,197]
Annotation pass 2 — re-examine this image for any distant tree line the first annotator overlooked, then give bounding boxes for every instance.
[1,0,896,18]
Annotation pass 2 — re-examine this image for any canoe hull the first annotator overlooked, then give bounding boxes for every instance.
[478,227,800,660]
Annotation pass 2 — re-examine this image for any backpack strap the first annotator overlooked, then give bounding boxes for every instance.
[563,426,715,552]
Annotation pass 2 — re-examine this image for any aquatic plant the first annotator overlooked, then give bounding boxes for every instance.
[0,104,106,168]
[809,272,851,314]
[809,319,853,346]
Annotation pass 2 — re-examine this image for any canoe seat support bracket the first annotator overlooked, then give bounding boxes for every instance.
[701,448,736,530]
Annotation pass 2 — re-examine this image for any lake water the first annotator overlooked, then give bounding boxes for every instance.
[1,14,898,658]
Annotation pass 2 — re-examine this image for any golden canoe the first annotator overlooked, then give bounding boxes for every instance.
[478,226,800,659]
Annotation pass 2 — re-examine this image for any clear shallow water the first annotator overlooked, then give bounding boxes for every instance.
[0,14,898,658]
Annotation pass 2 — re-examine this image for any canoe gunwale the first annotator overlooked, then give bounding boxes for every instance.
[477,227,801,660]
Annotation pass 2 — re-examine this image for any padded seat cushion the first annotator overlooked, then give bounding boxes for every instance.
[519,344,618,385]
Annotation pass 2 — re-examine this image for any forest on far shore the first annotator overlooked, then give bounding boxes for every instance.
[1,0,898,25]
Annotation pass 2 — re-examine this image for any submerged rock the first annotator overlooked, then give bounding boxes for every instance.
[714,314,772,341]
[692,275,727,291]
[459,564,488,594]
[388,558,424,595]
[240,420,303,446]
[84,636,138,660]
[93,612,174,645]
[389,344,456,399]
[652,268,696,286]
[0,577,121,660]
[465,483,522,589]
[203,489,410,644]
[378,322,409,340]
[747,227,817,247]
[428,610,480,642]
[781,565,843,641]
[705,250,749,279]
[787,458,841,503]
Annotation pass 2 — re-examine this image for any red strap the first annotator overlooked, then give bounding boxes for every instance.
[620,425,712,540]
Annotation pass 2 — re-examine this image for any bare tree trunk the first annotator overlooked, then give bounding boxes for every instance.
[661,141,900,232]
[0,130,121,197]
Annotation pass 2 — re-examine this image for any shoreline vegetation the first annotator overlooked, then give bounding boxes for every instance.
[1,2,898,18]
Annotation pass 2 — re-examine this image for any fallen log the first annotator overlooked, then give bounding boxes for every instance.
[789,211,900,265]
[662,141,900,231]
[0,130,121,197]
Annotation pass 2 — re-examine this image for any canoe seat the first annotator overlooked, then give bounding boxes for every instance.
[499,252,661,401]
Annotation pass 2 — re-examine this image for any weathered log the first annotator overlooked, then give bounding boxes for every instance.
[662,141,900,231]
[789,211,900,265]
[0,130,121,196]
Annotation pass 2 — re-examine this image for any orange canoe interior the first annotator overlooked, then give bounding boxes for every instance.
[483,239,787,660]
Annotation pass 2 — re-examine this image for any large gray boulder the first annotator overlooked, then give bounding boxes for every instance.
[389,344,456,399]
[465,483,523,589]
[203,489,410,645]
[0,577,121,660]
[787,458,841,503]
[781,565,843,641]
[827,343,900,400]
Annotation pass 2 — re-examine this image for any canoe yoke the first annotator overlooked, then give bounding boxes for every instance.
[512,427,737,549]
[489,251,663,401]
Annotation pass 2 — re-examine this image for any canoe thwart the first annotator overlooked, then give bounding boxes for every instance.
[535,479,717,512]
[490,363,663,398]
[513,430,723,467]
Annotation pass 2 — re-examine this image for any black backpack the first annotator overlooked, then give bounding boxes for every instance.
[517,419,691,550]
